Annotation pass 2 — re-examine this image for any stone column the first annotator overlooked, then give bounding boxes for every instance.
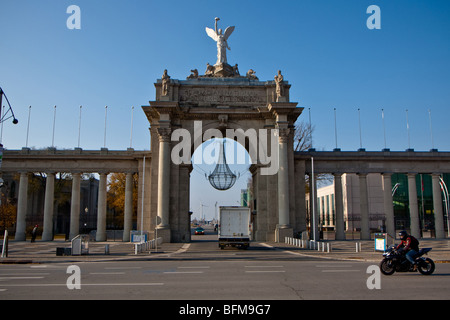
[252,165,268,241]
[15,172,28,241]
[156,127,172,242]
[334,173,345,240]
[178,164,192,243]
[407,173,420,238]
[123,172,134,242]
[358,173,370,240]
[382,173,395,238]
[96,172,108,242]
[69,172,81,240]
[431,174,445,239]
[277,128,290,227]
[275,128,293,242]
[42,172,55,241]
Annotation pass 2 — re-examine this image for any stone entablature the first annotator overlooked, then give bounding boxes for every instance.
[296,150,450,174]
[154,77,291,108]
[1,149,150,173]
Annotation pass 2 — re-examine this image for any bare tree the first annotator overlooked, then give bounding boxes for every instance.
[294,120,314,152]
[294,120,333,189]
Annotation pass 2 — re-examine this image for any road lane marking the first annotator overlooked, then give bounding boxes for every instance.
[245,271,286,273]
[89,272,125,275]
[321,270,361,273]
[0,273,50,276]
[30,265,65,269]
[104,267,142,270]
[175,244,191,254]
[0,277,45,280]
[315,264,353,268]
[178,266,210,269]
[245,266,284,268]
[0,283,164,287]
[164,271,204,274]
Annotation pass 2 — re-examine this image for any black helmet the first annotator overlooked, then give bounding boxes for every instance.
[398,230,408,240]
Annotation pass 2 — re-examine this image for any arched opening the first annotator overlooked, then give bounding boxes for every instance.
[190,137,253,241]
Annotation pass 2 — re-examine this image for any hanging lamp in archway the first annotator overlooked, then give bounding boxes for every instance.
[207,139,239,191]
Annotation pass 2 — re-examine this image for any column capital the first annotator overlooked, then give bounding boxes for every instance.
[431,173,442,178]
[357,172,368,177]
[277,128,290,144]
[157,127,172,142]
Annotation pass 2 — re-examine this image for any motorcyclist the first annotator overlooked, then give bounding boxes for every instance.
[396,230,420,269]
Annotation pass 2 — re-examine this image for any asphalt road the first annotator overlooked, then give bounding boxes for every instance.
[1,225,449,301]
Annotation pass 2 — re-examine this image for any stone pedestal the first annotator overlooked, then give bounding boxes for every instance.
[275,226,293,242]
[156,227,171,243]
[213,63,235,77]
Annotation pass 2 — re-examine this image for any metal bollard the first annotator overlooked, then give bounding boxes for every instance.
[105,244,110,255]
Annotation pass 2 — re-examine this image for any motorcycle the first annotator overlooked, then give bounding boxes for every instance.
[379,245,435,275]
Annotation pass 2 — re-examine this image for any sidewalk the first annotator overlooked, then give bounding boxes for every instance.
[0,240,187,264]
[266,238,450,263]
[1,238,449,264]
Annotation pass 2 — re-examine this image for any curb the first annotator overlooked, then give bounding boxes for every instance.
[0,259,33,264]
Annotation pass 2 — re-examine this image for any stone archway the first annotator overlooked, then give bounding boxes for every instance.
[142,73,304,243]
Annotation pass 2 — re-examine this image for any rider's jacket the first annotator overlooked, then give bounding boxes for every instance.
[396,236,419,252]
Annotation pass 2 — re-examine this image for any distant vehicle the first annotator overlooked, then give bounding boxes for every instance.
[194,227,205,235]
[218,206,251,249]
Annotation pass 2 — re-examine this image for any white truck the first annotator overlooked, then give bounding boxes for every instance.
[218,206,251,249]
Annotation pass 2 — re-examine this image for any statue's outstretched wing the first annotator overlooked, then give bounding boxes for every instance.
[205,27,218,41]
[223,26,235,40]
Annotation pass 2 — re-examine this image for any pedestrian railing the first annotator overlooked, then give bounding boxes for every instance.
[284,237,331,253]
[134,237,163,254]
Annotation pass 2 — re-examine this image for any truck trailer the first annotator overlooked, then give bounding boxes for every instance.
[218,206,251,249]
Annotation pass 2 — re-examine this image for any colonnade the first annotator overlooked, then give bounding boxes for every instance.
[14,171,136,242]
[312,172,447,240]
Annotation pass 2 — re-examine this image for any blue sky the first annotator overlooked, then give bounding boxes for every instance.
[1,0,449,220]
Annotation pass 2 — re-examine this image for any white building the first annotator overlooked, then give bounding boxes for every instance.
[309,173,386,238]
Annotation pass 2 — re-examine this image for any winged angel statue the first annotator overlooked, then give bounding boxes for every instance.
[205,17,235,66]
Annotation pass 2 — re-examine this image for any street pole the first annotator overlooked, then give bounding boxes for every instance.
[311,156,316,241]
[78,106,82,148]
[130,106,134,149]
[26,106,31,148]
[52,106,56,148]
[104,106,108,148]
